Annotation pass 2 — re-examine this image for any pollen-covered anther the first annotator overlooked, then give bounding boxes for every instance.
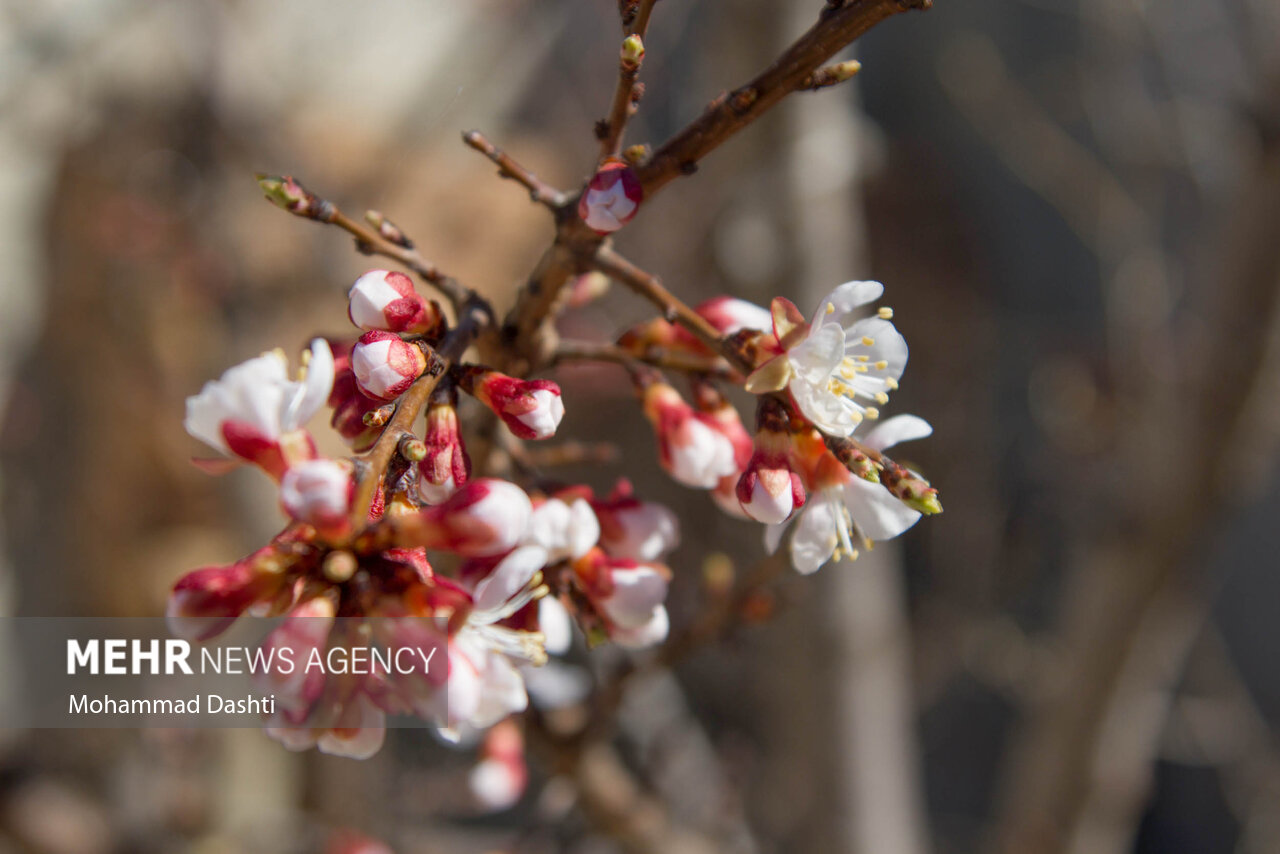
[878,306,894,319]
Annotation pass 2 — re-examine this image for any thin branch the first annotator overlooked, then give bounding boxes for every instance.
[633,0,931,198]
[598,43,644,159]
[462,130,567,208]
[591,247,736,364]
[257,174,474,310]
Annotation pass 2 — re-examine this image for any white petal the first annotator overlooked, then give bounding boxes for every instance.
[522,660,592,709]
[601,567,668,629]
[788,496,840,574]
[565,498,601,559]
[763,517,791,555]
[539,597,574,656]
[317,696,386,760]
[842,476,921,541]
[469,758,523,810]
[845,317,907,382]
[284,339,335,431]
[789,322,845,384]
[789,378,856,437]
[861,414,932,452]
[813,280,884,327]
[472,546,547,615]
[611,605,669,648]
[470,652,528,729]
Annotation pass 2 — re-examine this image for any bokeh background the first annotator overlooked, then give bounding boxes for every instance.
[1,0,1278,852]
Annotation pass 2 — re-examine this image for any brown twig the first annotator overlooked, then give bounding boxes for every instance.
[257,174,474,310]
[634,0,931,198]
[598,26,649,158]
[590,247,735,363]
[462,130,567,208]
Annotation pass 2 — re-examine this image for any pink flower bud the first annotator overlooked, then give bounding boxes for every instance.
[280,459,355,535]
[469,719,527,811]
[351,330,428,401]
[167,559,280,641]
[736,457,805,524]
[328,343,384,451]
[461,368,564,440]
[417,400,471,504]
[641,382,738,488]
[578,161,642,233]
[695,296,772,336]
[347,269,442,335]
[413,478,533,556]
[591,481,680,561]
[572,548,670,649]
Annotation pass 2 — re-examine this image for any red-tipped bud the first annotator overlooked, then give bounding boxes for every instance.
[572,548,670,649]
[591,481,680,561]
[280,459,355,536]
[167,558,283,642]
[417,400,471,504]
[695,296,772,336]
[578,161,641,234]
[351,330,428,401]
[460,368,564,440]
[407,479,533,556]
[736,457,805,525]
[327,341,384,451]
[641,382,738,489]
[347,269,442,335]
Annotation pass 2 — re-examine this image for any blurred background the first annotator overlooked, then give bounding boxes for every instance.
[1,0,1278,852]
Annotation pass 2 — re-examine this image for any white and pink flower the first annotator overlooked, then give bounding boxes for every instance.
[578,162,642,233]
[765,415,931,574]
[280,459,355,537]
[351,330,428,402]
[347,269,441,334]
[573,548,670,649]
[525,495,600,563]
[406,478,533,557]
[184,338,334,478]
[591,482,680,562]
[642,381,739,488]
[461,368,564,440]
[746,281,907,437]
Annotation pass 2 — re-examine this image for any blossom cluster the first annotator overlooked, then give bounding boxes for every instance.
[621,280,940,574]
[175,270,677,780]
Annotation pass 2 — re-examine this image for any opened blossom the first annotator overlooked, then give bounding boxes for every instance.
[525,494,600,563]
[746,281,907,437]
[184,338,334,477]
[766,414,932,574]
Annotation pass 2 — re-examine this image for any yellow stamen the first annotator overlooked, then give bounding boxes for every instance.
[826,302,836,315]
[885,378,899,390]
[874,392,889,404]
[874,360,888,370]
[864,407,880,420]
[877,306,894,319]
[861,336,875,347]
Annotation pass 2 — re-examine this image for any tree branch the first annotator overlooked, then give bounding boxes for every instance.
[462,130,567,209]
[633,0,931,198]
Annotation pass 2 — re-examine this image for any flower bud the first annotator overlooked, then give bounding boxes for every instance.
[347,269,442,335]
[404,478,533,556]
[280,459,355,536]
[167,559,281,642]
[327,342,384,451]
[417,399,471,504]
[620,34,645,67]
[351,330,428,401]
[460,368,564,440]
[526,496,600,562]
[591,481,680,561]
[578,161,642,234]
[641,382,738,489]
[735,400,806,524]
[572,548,670,649]
[695,296,772,336]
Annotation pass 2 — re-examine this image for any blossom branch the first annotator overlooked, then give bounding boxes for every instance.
[462,131,567,209]
[597,34,646,159]
[257,174,474,310]
[633,0,931,198]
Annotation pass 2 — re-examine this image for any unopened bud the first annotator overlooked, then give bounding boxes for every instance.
[621,34,645,67]
[256,174,322,217]
[623,144,650,165]
[363,210,413,248]
[322,550,359,583]
[351,331,429,402]
[578,162,642,234]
